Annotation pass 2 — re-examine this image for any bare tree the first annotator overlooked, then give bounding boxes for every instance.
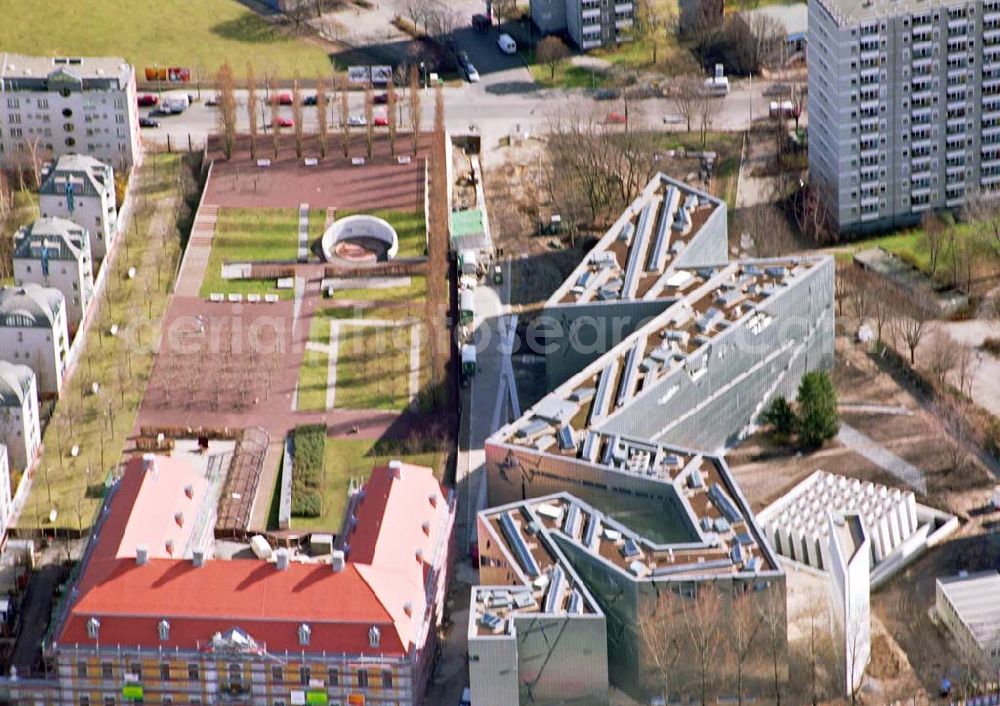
[403,0,432,34]
[339,86,351,158]
[963,187,1000,261]
[387,80,398,156]
[954,343,981,398]
[364,84,374,159]
[682,585,723,706]
[537,36,571,80]
[216,62,238,159]
[409,65,422,155]
[758,587,787,706]
[696,90,721,146]
[730,589,763,706]
[22,137,46,189]
[246,62,259,160]
[926,329,959,385]
[635,0,677,64]
[891,290,935,365]
[285,0,312,33]
[638,589,684,701]
[316,76,329,158]
[270,80,281,159]
[673,75,703,133]
[291,75,305,158]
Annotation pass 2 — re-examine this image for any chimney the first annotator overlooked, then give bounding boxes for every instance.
[192,549,205,568]
[428,493,438,508]
[331,550,345,573]
[388,460,402,479]
[421,520,431,536]
[184,484,194,499]
[275,548,289,571]
[175,512,184,527]
[136,545,149,565]
[142,453,156,471]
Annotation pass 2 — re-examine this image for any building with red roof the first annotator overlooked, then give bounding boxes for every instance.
[9,454,454,706]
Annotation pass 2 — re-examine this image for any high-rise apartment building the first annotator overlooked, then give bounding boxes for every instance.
[0,54,141,170]
[531,0,635,50]
[809,0,1000,234]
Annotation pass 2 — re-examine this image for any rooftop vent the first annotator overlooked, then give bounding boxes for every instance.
[164,539,174,556]
[429,493,438,508]
[388,459,402,478]
[192,549,206,568]
[421,520,431,535]
[184,484,194,499]
[415,548,424,563]
[275,549,289,571]
[403,601,413,617]
[174,512,184,527]
[136,545,149,565]
[331,550,345,572]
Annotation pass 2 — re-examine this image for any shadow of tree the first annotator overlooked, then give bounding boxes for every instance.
[211,14,286,44]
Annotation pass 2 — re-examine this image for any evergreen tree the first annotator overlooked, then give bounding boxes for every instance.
[796,371,839,449]
[761,396,796,437]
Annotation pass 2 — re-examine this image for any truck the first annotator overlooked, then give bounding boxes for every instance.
[459,249,478,276]
[461,344,477,377]
[161,91,190,114]
[459,287,476,325]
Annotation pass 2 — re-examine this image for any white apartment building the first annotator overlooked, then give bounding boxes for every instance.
[827,512,871,697]
[531,0,635,50]
[14,216,95,332]
[0,361,40,475]
[809,0,1000,234]
[0,284,69,398]
[39,154,118,260]
[0,54,141,170]
[0,444,10,541]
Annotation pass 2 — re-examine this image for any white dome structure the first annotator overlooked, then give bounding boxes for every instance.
[321,215,399,263]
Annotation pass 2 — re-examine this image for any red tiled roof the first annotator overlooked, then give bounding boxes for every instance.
[58,456,453,659]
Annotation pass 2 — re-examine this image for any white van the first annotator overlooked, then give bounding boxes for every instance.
[161,91,190,114]
[497,33,517,54]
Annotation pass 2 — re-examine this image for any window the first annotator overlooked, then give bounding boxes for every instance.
[62,107,73,117]
[103,697,114,706]
[158,620,170,641]
[298,665,311,686]
[368,626,380,648]
[327,668,339,686]
[162,698,172,706]
[101,662,113,679]
[187,663,199,681]
[356,669,368,688]
[77,660,88,678]
[271,666,283,684]
[160,663,171,681]
[298,624,311,646]
[129,662,142,680]
[65,137,76,147]
[80,697,90,706]
[228,664,241,684]
[381,670,393,689]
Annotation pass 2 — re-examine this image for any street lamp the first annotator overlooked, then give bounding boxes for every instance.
[420,61,426,90]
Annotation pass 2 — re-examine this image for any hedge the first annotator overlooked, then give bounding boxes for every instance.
[291,424,326,517]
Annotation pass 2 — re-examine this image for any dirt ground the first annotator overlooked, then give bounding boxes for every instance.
[729,335,1000,700]
[205,133,427,211]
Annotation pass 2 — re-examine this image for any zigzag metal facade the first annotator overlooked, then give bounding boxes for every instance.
[469,174,836,704]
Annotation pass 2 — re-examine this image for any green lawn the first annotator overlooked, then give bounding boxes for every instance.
[289,437,446,532]
[296,317,330,412]
[308,208,328,260]
[0,0,332,80]
[20,154,189,530]
[336,209,426,258]
[321,275,427,320]
[335,325,412,410]
[839,224,973,281]
[657,131,744,208]
[199,207,298,299]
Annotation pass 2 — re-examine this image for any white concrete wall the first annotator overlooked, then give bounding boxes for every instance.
[14,254,94,333]
[0,445,10,538]
[40,187,117,261]
[468,627,520,706]
[0,375,40,474]
[0,318,68,397]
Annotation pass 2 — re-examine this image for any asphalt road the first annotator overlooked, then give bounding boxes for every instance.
[139,74,797,154]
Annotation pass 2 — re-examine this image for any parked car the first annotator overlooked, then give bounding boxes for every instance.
[373,92,388,105]
[497,33,517,54]
[607,111,627,124]
[278,92,293,105]
[348,114,366,126]
[204,96,218,107]
[457,50,470,65]
[764,82,790,97]
[275,116,294,128]
[303,94,318,106]
[373,114,389,127]
[465,63,480,83]
[460,688,472,706]
[137,94,158,107]
[139,117,160,128]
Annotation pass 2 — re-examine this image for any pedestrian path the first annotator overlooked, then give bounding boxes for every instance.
[327,321,339,411]
[175,204,218,296]
[838,423,927,494]
[297,203,309,263]
[409,324,421,407]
